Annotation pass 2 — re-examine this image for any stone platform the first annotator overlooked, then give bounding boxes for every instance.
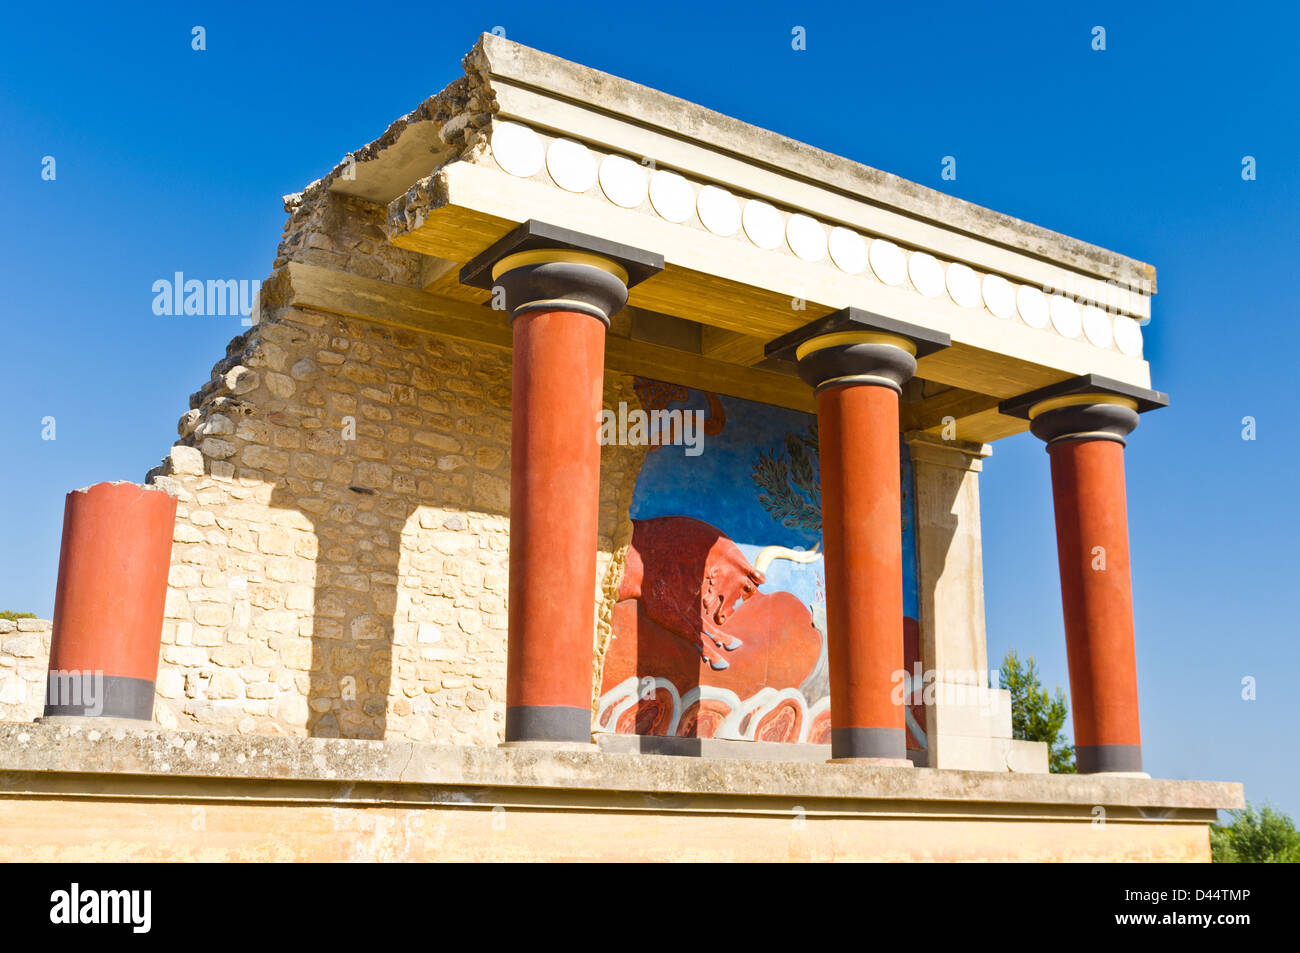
[0,722,1241,861]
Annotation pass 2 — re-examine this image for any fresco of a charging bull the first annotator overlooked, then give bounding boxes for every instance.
[601,515,827,742]
[597,379,923,750]
[617,516,765,670]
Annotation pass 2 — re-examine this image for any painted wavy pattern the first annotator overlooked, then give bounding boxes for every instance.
[598,679,827,744]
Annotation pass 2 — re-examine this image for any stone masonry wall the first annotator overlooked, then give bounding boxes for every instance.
[0,619,51,721]
[120,191,646,744]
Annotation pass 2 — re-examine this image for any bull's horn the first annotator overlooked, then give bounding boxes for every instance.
[753,542,821,574]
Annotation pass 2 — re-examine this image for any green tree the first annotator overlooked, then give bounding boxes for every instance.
[0,611,36,622]
[1211,803,1300,863]
[1000,649,1076,773]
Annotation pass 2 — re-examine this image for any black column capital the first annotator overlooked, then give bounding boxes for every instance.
[460,219,663,325]
[765,307,950,394]
[999,373,1169,448]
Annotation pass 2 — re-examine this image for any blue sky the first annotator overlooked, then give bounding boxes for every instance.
[2,2,1295,815]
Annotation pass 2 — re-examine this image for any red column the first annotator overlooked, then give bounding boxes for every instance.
[459,222,662,746]
[1001,376,1166,774]
[765,309,949,765]
[505,308,607,744]
[819,384,909,763]
[1048,437,1142,773]
[45,481,177,720]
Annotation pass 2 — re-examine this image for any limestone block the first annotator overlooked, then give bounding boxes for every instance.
[265,373,295,399]
[225,366,259,395]
[170,445,205,476]
[243,445,290,472]
[2,635,42,659]
[1007,739,1050,774]
[199,438,237,460]
[277,639,315,671]
[207,670,244,700]
[246,340,288,372]
[928,734,1050,774]
[928,736,1006,772]
[156,670,185,699]
[276,694,310,728]
[290,358,320,381]
[200,414,236,437]
[928,684,1013,739]
[209,645,251,667]
[193,604,233,627]
[177,409,202,437]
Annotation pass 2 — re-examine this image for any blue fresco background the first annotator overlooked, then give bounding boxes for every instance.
[626,385,920,621]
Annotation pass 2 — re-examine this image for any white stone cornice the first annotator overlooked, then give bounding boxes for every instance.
[468,120,1148,359]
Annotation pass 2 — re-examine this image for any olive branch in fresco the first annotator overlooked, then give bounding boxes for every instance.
[751,422,822,535]
[750,420,912,537]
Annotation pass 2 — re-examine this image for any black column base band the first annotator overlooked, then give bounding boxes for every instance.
[1076,744,1143,774]
[505,705,592,744]
[830,726,906,761]
[43,673,155,720]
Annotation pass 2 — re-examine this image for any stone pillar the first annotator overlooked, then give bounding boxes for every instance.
[45,481,177,721]
[461,221,662,746]
[768,308,949,765]
[905,433,998,766]
[1000,374,1168,775]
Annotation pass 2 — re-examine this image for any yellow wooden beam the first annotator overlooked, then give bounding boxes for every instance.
[272,261,816,413]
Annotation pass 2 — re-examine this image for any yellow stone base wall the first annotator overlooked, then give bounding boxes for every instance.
[1,725,1237,863]
[0,794,1212,863]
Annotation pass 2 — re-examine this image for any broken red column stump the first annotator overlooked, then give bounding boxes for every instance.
[44,481,177,721]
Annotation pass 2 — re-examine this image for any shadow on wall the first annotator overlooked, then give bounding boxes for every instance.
[153,304,647,742]
[909,437,986,691]
[259,321,513,741]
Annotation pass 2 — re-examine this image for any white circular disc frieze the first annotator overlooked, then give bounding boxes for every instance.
[1081,305,1114,348]
[491,121,544,178]
[981,274,1015,318]
[869,239,907,286]
[786,214,827,262]
[1016,285,1050,328]
[598,155,648,208]
[1049,295,1083,338]
[828,227,868,275]
[741,200,783,250]
[946,262,981,308]
[697,185,741,236]
[907,252,945,297]
[1114,315,1144,356]
[546,138,597,192]
[648,170,694,223]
